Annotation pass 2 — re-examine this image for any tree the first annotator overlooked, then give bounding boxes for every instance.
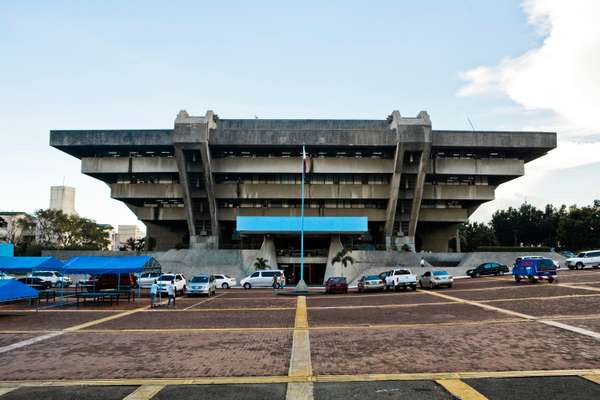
[331,247,355,276]
[557,201,600,251]
[125,237,147,253]
[0,217,6,228]
[491,203,562,247]
[19,209,110,250]
[254,257,269,270]
[459,222,496,252]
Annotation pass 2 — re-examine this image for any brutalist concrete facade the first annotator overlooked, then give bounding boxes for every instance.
[50,110,556,257]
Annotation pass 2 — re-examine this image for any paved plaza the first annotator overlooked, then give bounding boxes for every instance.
[2,269,600,399]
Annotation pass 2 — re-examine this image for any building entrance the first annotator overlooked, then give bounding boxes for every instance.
[280,263,326,286]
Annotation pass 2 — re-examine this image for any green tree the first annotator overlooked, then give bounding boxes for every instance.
[459,222,496,251]
[254,257,269,270]
[125,237,146,253]
[557,201,600,251]
[331,247,355,276]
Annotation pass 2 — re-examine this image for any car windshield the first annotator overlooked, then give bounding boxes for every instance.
[329,277,346,283]
[158,275,174,282]
[191,276,209,283]
[577,253,586,258]
[433,271,448,276]
[366,275,380,280]
[395,270,410,275]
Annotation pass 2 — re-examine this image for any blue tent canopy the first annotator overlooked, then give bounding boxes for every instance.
[0,279,39,303]
[236,216,368,234]
[62,256,160,275]
[0,256,63,272]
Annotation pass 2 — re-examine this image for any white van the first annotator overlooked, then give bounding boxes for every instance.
[240,270,284,289]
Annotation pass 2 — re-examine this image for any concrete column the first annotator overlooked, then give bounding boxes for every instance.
[174,146,197,237]
[408,147,431,237]
[456,227,461,253]
[323,235,344,281]
[384,141,405,247]
[198,138,219,246]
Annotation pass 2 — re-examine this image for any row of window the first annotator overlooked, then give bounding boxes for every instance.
[217,200,388,209]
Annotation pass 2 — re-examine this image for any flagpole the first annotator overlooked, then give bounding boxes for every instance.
[300,145,305,284]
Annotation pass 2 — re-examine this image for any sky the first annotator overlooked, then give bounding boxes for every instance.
[1,0,599,232]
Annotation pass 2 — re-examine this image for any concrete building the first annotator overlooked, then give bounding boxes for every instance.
[116,225,144,250]
[49,186,77,215]
[50,110,556,284]
[0,212,35,244]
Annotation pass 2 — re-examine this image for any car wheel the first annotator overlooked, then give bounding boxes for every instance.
[222,283,229,289]
[55,281,63,288]
[474,272,480,278]
[411,285,417,291]
[448,283,453,288]
[429,282,434,290]
[528,275,536,283]
[244,283,251,289]
[344,288,348,294]
[568,265,574,270]
[548,277,555,283]
[419,281,423,288]
[514,275,521,282]
[576,262,584,270]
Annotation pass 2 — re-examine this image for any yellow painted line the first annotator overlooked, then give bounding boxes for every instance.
[417,289,537,320]
[582,374,600,385]
[122,384,165,400]
[309,301,457,310]
[147,307,296,312]
[286,382,314,400]
[310,318,529,331]
[289,296,312,378]
[3,369,600,387]
[481,293,600,303]
[295,297,308,330]
[436,379,487,399]
[0,387,19,396]
[557,283,600,292]
[64,304,154,331]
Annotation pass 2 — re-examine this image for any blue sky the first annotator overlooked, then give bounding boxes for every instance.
[1,0,599,230]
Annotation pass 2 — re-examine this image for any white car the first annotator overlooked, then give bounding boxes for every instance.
[28,271,72,288]
[0,272,16,280]
[187,275,217,296]
[213,274,236,289]
[419,270,454,289]
[384,268,417,291]
[138,272,162,289]
[565,250,600,270]
[157,273,186,295]
[240,270,284,289]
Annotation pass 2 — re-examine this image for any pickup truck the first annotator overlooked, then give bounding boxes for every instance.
[512,257,557,283]
[384,268,417,291]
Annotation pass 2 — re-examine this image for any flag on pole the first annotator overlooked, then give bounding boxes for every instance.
[302,146,311,175]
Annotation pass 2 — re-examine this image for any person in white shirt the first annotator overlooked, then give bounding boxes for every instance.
[167,281,176,307]
[150,280,159,308]
[420,258,425,268]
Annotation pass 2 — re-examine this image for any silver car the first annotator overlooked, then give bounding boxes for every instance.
[357,275,385,292]
[187,275,216,296]
[419,270,453,289]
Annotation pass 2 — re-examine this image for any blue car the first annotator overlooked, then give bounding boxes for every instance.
[512,257,557,283]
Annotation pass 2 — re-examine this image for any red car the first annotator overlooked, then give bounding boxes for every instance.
[325,277,348,294]
[83,273,138,291]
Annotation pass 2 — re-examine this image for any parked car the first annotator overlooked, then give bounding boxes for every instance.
[18,277,51,290]
[419,270,454,289]
[384,268,417,291]
[240,270,285,289]
[559,250,576,259]
[83,273,138,291]
[378,270,393,282]
[187,275,217,296]
[358,275,385,292]
[565,250,600,270]
[28,271,72,288]
[0,272,16,280]
[466,263,509,278]
[213,274,236,289]
[513,257,557,283]
[138,272,162,289]
[157,273,186,295]
[325,277,348,294]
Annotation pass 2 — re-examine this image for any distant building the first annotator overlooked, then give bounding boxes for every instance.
[49,186,77,216]
[116,225,144,250]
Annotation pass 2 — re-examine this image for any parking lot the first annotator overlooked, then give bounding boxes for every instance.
[2,269,600,399]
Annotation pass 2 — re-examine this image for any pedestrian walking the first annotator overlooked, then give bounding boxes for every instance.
[167,281,176,307]
[272,274,279,289]
[420,257,425,268]
[278,272,285,289]
[150,279,159,308]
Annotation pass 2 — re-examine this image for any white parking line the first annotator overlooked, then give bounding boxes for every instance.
[0,331,63,354]
[182,293,224,310]
[540,320,600,340]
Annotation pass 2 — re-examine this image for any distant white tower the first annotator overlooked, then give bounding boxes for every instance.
[49,186,77,215]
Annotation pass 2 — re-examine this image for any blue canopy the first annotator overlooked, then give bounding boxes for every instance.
[62,256,159,274]
[0,256,63,272]
[236,216,368,234]
[0,279,39,303]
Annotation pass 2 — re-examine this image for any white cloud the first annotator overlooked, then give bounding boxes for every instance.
[458,0,600,137]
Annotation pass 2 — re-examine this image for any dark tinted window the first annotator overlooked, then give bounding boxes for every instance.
[539,259,556,268]
[366,275,380,280]
[251,272,259,278]
[329,277,346,283]
[191,276,208,283]
[263,271,278,277]
[395,270,410,275]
